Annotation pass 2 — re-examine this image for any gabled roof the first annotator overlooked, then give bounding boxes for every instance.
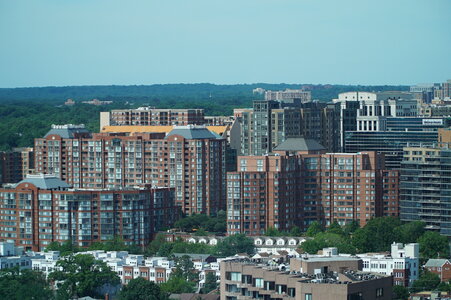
[274,137,325,152]
[17,174,71,190]
[425,259,449,268]
[166,126,222,140]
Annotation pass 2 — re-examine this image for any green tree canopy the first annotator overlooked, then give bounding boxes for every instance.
[49,254,120,299]
[202,272,218,294]
[300,232,356,255]
[393,285,409,300]
[216,234,255,257]
[306,221,323,237]
[327,221,344,236]
[118,277,168,300]
[0,267,54,300]
[351,217,402,252]
[394,221,425,244]
[411,270,441,293]
[417,231,450,258]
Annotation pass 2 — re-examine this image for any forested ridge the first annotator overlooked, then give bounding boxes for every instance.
[0,83,408,151]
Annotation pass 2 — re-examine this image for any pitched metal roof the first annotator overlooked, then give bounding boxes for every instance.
[274,137,326,152]
[44,124,90,139]
[17,174,71,190]
[425,259,449,267]
[166,126,222,140]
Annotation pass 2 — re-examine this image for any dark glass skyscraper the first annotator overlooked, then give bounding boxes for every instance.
[400,146,451,236]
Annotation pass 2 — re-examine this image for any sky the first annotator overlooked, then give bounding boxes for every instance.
[0,0,450,88]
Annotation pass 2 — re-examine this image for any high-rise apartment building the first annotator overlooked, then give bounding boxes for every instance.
[239,100,339,155]
[400,145,451,236]
[100,107,205,128]
[264,88,312,103]
[0,147,34,184]
[227,138,399,235]
[0,174,176,251]
[433,80,451,100]
[34,124,226,216]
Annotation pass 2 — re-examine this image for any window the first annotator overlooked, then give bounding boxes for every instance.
[230,272,241,282]
[376,288,383,297]
[255,278,264,288]
[305,293,312,300]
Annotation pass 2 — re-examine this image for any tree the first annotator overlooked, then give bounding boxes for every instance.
[265,227,283,237]
[45,240,79,256]
[327,221,344,236]
[0,267,54,300]
[417,231,450,258]
[394,221,425,244]
[49,254,120,299]
[146,234,167,256]
[351,217,402,252]
[118,277,168,300]
[411,270,440,293]
[306,221,323,237]
[202,272,218,294]
[300,232,356,255]
[160,276,196,294]
[393,285,409,300]
[172,255,198,282]
[216,234,255,257]
[289,226,302,237]
[343,220,360,236]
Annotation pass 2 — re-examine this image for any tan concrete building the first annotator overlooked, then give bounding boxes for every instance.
[220,259,393,300]
[101,107,205,128]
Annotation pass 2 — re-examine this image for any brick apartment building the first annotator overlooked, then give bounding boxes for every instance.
[221,259,393,300]
[226,137,399,235]
[100,107,205,128]
[0,147,34,184]
[0,174,176,251]
[34,124,226,215]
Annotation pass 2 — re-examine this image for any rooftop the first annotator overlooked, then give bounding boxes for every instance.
[274,137,325,152]
[101,125,227,136]
[166,126,222,140]
[425,259,450,268]
[44,124,90,139]
[17,174,71,190]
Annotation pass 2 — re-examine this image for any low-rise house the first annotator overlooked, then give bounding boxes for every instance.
[425,259,451,282]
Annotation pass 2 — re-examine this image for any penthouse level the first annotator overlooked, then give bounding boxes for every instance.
[101,107,205,127]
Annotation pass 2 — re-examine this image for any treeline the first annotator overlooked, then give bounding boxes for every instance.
[0,83,409,151]
[300,217,449,258]
[46,232,255,258]
[0,83,408,102]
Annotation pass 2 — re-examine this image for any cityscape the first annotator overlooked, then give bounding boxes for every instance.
[1,1,451,300]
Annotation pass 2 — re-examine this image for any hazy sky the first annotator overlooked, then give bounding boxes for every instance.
[0,0,450,88]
